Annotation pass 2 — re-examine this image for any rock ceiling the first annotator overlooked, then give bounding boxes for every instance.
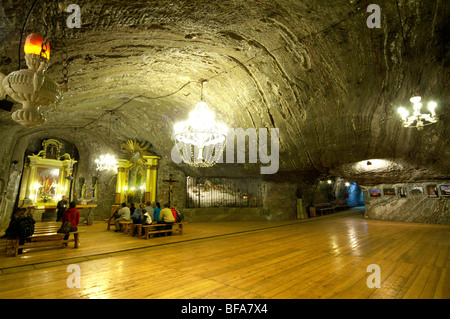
[0,0,449,184]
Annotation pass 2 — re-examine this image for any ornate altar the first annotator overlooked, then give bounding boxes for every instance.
[115,139,160,204]
[19,139,77,207]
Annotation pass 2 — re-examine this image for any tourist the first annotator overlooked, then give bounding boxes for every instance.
[135,203,145,215]
[142,208,152,225]
[56,195,68,221]
[134,208,153,237]
[129,202,136,215]
[153,202,161,222]
[131,204,143,224]
[159,203,175,223]
[61,202,80,244]
[114,202,131,232]
[158,203,175,235]
[1,208,35,254]
[171,206,179,223]
[144,201,155,220]
[131,207,144,236]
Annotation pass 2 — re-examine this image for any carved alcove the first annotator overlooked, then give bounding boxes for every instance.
[19,139,77,207]
[115,139,160,205]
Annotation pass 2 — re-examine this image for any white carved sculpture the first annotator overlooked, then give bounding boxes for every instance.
[1,33,61,127]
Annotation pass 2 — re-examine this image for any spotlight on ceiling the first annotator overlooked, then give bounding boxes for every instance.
[367,161,372,166]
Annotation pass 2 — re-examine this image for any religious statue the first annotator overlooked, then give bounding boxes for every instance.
[163,174,178,206]
[81,182,86,198]
[94,180,98,198]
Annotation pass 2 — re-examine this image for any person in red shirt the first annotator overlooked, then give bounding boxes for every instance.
[171,207,178,223]
[62,201,80,243]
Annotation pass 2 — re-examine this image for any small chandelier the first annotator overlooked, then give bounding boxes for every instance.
[397,96,438,131]
[95,112,118,172]
[0,33,61,127]
[95,154,118,172]
[172,79,227,167]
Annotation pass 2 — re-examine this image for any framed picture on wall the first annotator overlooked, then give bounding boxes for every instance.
[383,188,396,196]
[397,186,407,198]
[439,185,450,197]
[369,189,381,197]
[410,186,424,196]
[426,184,439,198]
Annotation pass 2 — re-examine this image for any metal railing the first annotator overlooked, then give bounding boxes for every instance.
[186,176,262,208]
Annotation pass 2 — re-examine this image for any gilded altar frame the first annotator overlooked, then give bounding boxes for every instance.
[114,155,160,204]
[19,139,77,207]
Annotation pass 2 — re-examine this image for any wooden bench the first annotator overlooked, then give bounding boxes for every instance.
[142,222,184,239]
[313,203,335,216]
[5,228,82,257]
[129,223,143,237]
[118,220,133,233]
[331,200,350,211]
[5,222,59,249]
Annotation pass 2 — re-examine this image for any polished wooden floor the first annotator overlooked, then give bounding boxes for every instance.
[0,209,448,299]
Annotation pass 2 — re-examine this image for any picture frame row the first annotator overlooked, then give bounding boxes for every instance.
[368,184,450,199]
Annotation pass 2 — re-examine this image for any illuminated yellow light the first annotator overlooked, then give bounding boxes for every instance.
[24,33,50,60]
[428,101,437,116]
[173,101,227,148]
[409,96,421,104]
[397,107,409,121]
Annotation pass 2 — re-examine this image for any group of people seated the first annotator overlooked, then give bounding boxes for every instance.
[1,200,80,254]
[113,201,182,236]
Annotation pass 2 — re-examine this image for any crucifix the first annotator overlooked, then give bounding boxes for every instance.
[163,174,178,206]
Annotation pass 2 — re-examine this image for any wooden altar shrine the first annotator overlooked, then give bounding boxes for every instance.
[114,155,160,205]
[19,139,76,207]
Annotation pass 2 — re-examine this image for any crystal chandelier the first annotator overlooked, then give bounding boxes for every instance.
[172,80,227,167]
[95,154,118,172]
[397,96,438,131]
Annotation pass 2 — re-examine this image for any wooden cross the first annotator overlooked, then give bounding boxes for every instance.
[162,174,178,206]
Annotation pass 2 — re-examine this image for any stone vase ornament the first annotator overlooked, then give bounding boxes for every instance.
[0,33,61,127]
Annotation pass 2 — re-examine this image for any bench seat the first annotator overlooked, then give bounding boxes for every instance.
[129,223,143,237]
[5,230,82,257]
[314,203,335,216]
[118,220,133,233]
[142,222,184,239]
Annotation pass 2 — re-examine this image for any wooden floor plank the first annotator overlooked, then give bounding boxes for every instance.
[0,211,448,299]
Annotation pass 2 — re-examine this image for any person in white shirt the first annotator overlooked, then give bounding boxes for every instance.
[144,201,155,221]
[114,202,131,232]
[142,209,153,225]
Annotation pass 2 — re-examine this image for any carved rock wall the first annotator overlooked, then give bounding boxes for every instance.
[362,182,450,224]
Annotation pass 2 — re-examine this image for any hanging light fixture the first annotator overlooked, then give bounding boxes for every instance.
[95,154,118,172]
[392,2,439,132]
[95,111,118,172]
[397,96,438,131]
[0,33,61,127]
[172,79,228,167]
